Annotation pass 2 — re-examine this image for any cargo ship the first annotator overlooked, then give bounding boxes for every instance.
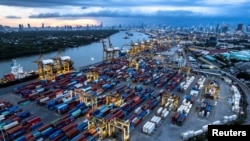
[0,60,39,88]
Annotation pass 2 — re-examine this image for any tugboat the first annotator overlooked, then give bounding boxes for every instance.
[0,60,39,88]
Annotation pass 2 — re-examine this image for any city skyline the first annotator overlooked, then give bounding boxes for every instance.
[1,0,250,27]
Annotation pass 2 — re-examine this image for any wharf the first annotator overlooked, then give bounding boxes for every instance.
[0,47,238,141]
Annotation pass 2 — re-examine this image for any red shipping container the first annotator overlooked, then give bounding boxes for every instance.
[61,124,77,133]
[26,133,33,140]
[65,128,79,139]
[38,124,51,132]
[133,96,140,102]
[76,135,87,141]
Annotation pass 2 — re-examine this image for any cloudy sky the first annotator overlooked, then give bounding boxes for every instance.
[0,0,249,27]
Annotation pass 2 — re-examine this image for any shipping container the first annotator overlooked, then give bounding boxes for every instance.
[49,129,63,140]
[65,128,79,139]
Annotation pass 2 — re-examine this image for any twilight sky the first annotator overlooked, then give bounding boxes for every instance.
[0,0,249,27]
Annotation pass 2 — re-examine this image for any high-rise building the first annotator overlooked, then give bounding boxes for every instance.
[221,25,228,33]
[247,25,250,32]
[237,23,243,31]
[27,23,31,29]
[42,23,44,29]
[0,25,3,30]
[18,24,23,30]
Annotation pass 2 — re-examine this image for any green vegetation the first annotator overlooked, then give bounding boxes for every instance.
[0,30,118,60]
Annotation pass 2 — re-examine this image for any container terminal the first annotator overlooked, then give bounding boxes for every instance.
[0,31,248,141]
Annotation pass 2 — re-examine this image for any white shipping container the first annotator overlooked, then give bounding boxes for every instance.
[212,120,221,125]
[202,125,208,132]
[147,122,155,135]
[230,115,237,121]
[0,115,5,121]
[161,110,169,118]
[164,102,170,108]
[3,121,19,130]
[39,97,50,103]
[132,117,138,123]
[154,116,161,125]
[142,121,150,133]
[194,129,203,136]
[135,107,141,114]
[206,112,210,118]
[169,103,173,111]
[150,116,156,123]
[156,107,163,115]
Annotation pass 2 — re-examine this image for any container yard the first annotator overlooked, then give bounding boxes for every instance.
[0,39,240,141]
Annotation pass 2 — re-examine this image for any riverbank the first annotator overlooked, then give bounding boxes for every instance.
[0,29,119,61]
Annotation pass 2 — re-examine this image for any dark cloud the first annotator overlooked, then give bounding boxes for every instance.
[0,0,198,8]
[29,13,60,18]
[5,15,22,19]
[28,10,201,19]
[155,10,196,16]
[81,7,89,9]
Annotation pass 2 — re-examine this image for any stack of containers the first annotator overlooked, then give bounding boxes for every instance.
[199,98,212,118]
[142,121,156,135]
[197,76,206,89]
[182,75,195,92]
[231,85,241,114]
[150,116,162,127]
[172,95,193,126]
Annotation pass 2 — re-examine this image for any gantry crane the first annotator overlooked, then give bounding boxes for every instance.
[204,83,220,99]
[128,41,137,57]
[87,71,98,82]
[51,51,63,75]
[42,59,55,81]
[88,117,108,139]
[74,88,98,110]
[108,118,130,141]
[33,54,45,80]
[137,40,144,53]
[129,59,139,70]
[108,37,120,59]
[161,93,180,111]
[106,94,123,107]
[60,56,73,73]
[102,39,114,61]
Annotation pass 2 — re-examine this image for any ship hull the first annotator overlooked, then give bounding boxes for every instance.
[0,73,39,88]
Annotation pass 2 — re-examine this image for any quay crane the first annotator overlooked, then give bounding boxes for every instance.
[33,54,45,80]
[102,39,114,61]
[128,41,137,57]
[108,37,120,59]
[42,58,55,81]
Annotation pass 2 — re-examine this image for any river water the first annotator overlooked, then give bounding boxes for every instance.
[0,31,149,76]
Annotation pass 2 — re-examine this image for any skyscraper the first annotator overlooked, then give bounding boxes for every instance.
[42,23,44,29]
[27,23,31,29]
[237,23,243,31]
[18,24,23,30]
